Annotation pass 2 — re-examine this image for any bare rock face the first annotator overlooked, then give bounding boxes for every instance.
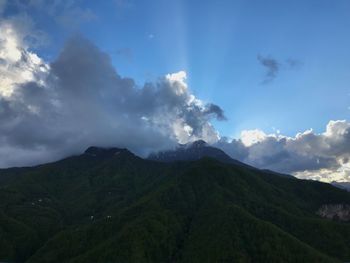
[317,204,350,222]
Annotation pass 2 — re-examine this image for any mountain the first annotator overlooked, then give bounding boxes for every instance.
[148,140,291,177]
[149,140,238,163]
[332,181,350,192]
[0,146,350,262]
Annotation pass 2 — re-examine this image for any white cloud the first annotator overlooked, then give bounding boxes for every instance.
[165,71,188,95]
[0,22,49,97]
[215,120,350,183]
[241,129,268,147]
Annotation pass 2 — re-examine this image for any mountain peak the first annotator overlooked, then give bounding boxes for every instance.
[84,146,131,157]
[187,140,207,148]
[148,140,248,167]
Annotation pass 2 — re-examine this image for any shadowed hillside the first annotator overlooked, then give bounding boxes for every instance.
[0,146,350,262]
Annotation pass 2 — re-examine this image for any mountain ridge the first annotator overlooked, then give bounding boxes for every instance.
[0,143,350,262]
[148,140,249,165]
[148,140,292,177]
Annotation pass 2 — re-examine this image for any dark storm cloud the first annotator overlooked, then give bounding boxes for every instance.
[0,35,225,167]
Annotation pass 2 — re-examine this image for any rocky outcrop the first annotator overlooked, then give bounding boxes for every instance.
[317,204,350,222]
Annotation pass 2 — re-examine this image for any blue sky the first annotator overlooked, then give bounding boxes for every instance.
[1,0,350,181]
[11,0,349,138]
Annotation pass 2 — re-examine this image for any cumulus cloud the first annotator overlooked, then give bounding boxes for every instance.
[0,22,225,167]
[0,21,49,97]
[214,120,350,182]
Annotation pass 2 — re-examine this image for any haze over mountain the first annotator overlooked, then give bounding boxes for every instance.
[0,145,350,262]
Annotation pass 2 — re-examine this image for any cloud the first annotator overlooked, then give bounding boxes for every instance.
[257,55,301,84]
[257,55,280,83]
[0,10,347,184]
[0,21,49,97]
[0,0,6,14]
[203,103,227,121]
[214,120,350,182]
[0,3,50,49]
[0,23,225,168]
[286,58,302,69]
[3,0,96,29]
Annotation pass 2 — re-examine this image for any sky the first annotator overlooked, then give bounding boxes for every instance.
[1,0,350,183]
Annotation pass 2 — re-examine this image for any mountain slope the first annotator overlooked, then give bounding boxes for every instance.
[148,140,253,167]
[0,147,349,262]
[149,140,291,177]
[332,181,350,192]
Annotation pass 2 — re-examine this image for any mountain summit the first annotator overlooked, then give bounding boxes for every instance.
[148,140,247,166]
[84,146,133,158]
